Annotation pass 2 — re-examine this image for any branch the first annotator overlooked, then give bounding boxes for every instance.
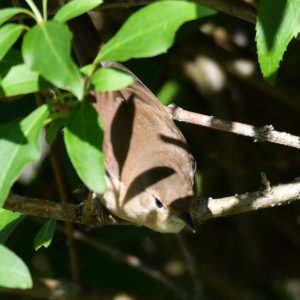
[165,106,300,149]
[49,139,81,284]
[5,181,300,228]
[98,0,256,24]
[4,194,129,227]
[193,180,300,224]
[68,227,188,299]
[193,0,256,23]
[100,0,300,42]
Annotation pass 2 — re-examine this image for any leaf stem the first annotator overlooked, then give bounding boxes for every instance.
[44,111,69,126]
[42,0,48,22]
[25,0,43,23]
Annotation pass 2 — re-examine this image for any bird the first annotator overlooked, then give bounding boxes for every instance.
[68,14,197,233]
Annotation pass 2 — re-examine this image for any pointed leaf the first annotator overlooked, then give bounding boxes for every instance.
[54,0,103,23]
[34,219,56,251]
[0,7,31,27]
[91,67,134,92]
[0,23,24,60]
[0,209,25,244]
[0,244,32,289]
[22,21,84,99]
[0,64,49,96]
[0,104,50,207]
[256,0,300,83]
[95,1,216,63]
[64,102,106,193]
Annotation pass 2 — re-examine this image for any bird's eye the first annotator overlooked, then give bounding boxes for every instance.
[155,197,163,208]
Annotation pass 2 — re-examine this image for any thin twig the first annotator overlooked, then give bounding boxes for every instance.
[49,139,81,284]
[2,278,79,300]
[5,181,300,227]
[7,0,300,41]
[193,0,256,24]
[99,0,155,10]
[165,106,300,149]
[65,227,188,299]
[175,234,203,300]
[35,91,81,284]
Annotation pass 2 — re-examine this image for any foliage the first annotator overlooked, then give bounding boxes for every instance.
[33,219,56,251]
[256,0,300,83]
[0,0,299,298]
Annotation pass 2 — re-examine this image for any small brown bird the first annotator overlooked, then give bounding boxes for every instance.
[69,15,197,233]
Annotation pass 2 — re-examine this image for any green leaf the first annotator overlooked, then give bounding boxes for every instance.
[0,23,24,61]
[0,48,21,78]
[80,64,94,76]
[46,118,66,144]
[91,67,134,92]
[0,244,32,289]
[0,7,31,27]
[95,1,216,63]
[0,104,50,207]
[0,64,49,96]
[157,79,180,105]
[22,21,84,99]
[0,209,25,244]
[64,102,106,193]
[54,0,103,23]
[256,0,300,83]
[33,219,56,251]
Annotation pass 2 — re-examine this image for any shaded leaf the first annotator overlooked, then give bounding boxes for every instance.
[0,64,49,96]
[0,104,50,207]
[0,244,32,289]
[0,23,24,61]
[91,67,134,92]
[22,21,84,99]
[64,102,106,193]
[0,209,25,244]
[34,219,56,251]
[256,0,300,83]
[54,0,103,23]
[0,48,21,78]
[46,118,66,144]
[157,79,180,105]
[95,1,216,63]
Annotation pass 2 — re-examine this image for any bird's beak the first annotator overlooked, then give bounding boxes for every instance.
[178,211,196,233]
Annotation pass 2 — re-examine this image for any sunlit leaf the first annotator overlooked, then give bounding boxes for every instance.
[0,23,24,60]
[0,104,50,207]
[256,0,300,83]
[54,0,103,23]
[0,7,31,27]
[0,209,25,244]
[0,244,32,289]
[91,67,134,92]
[95,1,216,63]
[64,102,106,193]
[22,21,84,99]
[0,64,49,96]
